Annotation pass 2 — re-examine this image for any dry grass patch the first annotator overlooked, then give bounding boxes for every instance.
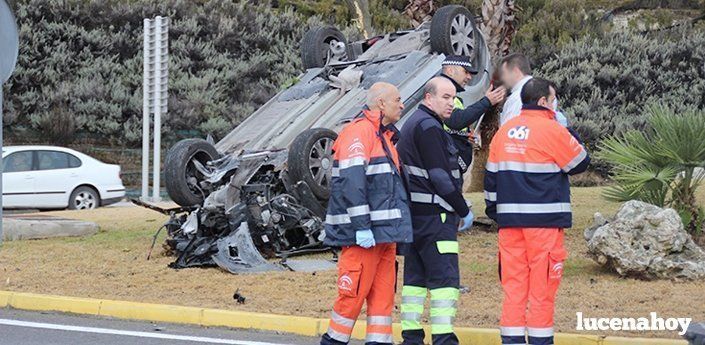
[0,187,703,339]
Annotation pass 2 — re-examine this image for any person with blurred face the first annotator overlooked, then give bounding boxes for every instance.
[320,82,413,345]
[396,77,472,345]
[499,53,533,126]
[499,54,569,127]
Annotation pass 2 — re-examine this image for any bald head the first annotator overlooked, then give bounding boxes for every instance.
[366,82,404,125]
[423,77,456,119]
[366,82,396,109]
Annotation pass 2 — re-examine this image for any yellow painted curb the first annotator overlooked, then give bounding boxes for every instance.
[0,291,12,308]
[9,291,100,315]
[602,337,688,345]
[100,300,202,325]
[0,291,688,345]
[201,308,321,337]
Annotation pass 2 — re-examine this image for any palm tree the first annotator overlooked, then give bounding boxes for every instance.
[344,0,373,38]
[467,0,517,192]
[404,0,435,28]
[597,105,705,235]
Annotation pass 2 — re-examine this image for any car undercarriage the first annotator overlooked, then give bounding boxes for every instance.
[135,5,493,274]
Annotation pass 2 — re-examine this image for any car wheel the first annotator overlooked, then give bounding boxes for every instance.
[300,26,347,69]
[430,5,478,57]
[164,138,220,207]
[288,128,338,200]
[68,186,100,210]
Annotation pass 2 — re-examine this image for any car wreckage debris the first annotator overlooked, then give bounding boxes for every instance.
[233,289,246,304]
[133,150,337,274]
[141,10,492,275]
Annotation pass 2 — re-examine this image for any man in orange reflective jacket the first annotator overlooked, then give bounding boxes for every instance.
[320,82,413,345]
[485,78,590,345]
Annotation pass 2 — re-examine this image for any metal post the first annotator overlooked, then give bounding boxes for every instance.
[152,16,162,202]
[141,18,152,201]
[0,0,19,246]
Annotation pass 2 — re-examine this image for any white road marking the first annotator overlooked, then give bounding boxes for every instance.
[0,318,291,345]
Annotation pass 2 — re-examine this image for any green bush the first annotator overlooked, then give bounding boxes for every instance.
[511,0,607,65]
[538,26,705,153]
[272,0,411,36]
[4,0,319,146]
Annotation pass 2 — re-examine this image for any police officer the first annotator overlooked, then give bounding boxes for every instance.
[440,55,505,173]
[396,77,474,345]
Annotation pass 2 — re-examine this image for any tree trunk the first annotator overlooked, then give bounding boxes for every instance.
[467,107,500,192]
[344,0,373,38]
[466,0,517,192]
[404,0,435,28]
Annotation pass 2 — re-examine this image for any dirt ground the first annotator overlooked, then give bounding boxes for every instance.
[0,187,703,339]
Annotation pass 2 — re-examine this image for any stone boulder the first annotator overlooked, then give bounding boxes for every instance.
[584,200,705,281]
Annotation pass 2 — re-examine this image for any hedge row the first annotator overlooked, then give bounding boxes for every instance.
[539,26,705,158]
[4,0,320,146]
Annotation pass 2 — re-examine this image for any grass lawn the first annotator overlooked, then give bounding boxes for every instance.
[0,187,703,339]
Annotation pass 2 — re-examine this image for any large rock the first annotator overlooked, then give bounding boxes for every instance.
[584,200,705,281]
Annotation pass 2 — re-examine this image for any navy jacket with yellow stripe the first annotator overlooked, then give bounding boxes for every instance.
[396,104,470,220]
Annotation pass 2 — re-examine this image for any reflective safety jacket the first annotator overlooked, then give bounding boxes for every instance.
[484,105,590,228]
[324,109,413,247]
[397,104,470,219]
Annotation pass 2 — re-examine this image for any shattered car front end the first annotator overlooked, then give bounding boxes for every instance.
[142,149,333,273]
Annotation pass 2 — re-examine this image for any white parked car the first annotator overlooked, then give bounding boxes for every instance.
[2,146,126,210]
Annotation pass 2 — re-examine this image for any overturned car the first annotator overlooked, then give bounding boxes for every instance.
[141,5,493,273]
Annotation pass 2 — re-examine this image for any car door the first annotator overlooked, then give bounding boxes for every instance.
[32,150,79,208]
[2,150,36,208]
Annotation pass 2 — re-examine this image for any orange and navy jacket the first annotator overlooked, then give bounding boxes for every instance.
[324,109,413,247]
[484,105,590,228]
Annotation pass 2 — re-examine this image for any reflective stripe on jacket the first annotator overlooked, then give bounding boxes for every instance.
[484,105,590,228]
[324,109,413,247]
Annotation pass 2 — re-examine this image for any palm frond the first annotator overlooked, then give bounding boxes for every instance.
[648,105,705,166]
[600,104,705,234]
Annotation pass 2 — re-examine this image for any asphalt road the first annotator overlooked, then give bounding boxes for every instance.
[0,308,332,345]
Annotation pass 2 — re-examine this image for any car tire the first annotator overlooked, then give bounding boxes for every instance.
[430,5,478,57]
[68,186,100,210]
[300,26,347,69]
[164,138,220,207]
[288,128,338,200]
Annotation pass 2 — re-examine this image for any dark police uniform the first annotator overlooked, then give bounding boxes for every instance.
[396,104,470,345]
[440,55,493,173]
